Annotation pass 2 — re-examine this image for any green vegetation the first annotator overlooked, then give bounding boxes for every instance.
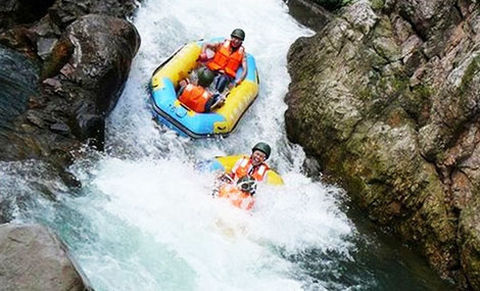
[459,55,480,94]
[370,0,384,10]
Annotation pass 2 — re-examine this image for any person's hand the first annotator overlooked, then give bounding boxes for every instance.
[198,52,208,62]
[211,96,226,110]
[219,173,233,183]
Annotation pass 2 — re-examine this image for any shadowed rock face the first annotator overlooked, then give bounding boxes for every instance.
[0,46,38,129]
[0,14,139,176]
[48,0,139,28]
[0,223,91,290]
[0,1,140,187]
[0,0,55,29]
[285,0,480,288]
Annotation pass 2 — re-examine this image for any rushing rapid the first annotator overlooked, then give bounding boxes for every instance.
[85,1,354,289]
[0,0,451,290]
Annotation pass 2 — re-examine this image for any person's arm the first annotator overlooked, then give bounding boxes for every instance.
[235,55,248,86]
[200,42,221,60]
[177,79,190,97]
[177,85,186,97]
[219,157,243,182]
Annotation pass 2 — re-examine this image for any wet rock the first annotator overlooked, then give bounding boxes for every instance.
[42,77,62,90]
[49,0,139,29]
[0,223,91,291]
[25,110,46,128]
[0,26,37,57]
[302,156,323,179]
[39,34,71,80]
[0,12,140,165]
[286,0,332,32]
[459,197,480,290]
[50,122,70,136]
[0,45,38,129]
[285,0,480,286]
[0,200,14,224]
[309,0,350,11]
[36,37,58,60]
[64,14,140,114]
[0,2,140,202]
[73,100,105,144]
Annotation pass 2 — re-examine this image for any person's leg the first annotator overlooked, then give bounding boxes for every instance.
[205,93,224,112]
[204,94,216,112]
[214,74,232,92]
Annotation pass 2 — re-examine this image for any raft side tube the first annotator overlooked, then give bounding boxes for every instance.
[151,42,202,89]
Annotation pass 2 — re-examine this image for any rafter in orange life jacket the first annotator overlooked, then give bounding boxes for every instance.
[230,156,269,182]
[178,83,213,113]
[207,40,245,78]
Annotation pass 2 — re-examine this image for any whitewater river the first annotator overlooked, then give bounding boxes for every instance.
[0,0,451,290]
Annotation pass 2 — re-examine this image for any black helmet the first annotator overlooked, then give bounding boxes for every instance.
[252,142,271,159]
[197,68,215,87]
[231,28,245,41]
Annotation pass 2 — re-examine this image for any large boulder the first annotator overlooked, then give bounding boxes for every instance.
[0,13,139,169]
[0,1,140,219]
[48,0,139,29]
[0,223,91,290]
[285,0,480,287]
[52,14,140,141]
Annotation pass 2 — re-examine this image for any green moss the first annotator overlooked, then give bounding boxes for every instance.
[358,87,374,101]
[412,84,432,99]
[396,84,432,126]
[374,16,394,38]
[392,76,409,92]
[327,146,370,205]
[370,0,384,10]
[459,56,480,94]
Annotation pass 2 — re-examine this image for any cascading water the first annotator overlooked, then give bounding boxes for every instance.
[0,0,452,290]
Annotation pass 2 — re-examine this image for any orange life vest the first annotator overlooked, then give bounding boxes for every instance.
[207,40,245,78]
[178,84,212,113]
[231,157,269,182]
[218,183,255,210]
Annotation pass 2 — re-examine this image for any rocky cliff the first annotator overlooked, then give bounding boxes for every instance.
[285,0,480,288]
[0,1,141,288]
[0,0,140,189]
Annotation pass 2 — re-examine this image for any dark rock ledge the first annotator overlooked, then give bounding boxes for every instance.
[285,0,480,288]
[0,0,141,187]
[0,1,141,288]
